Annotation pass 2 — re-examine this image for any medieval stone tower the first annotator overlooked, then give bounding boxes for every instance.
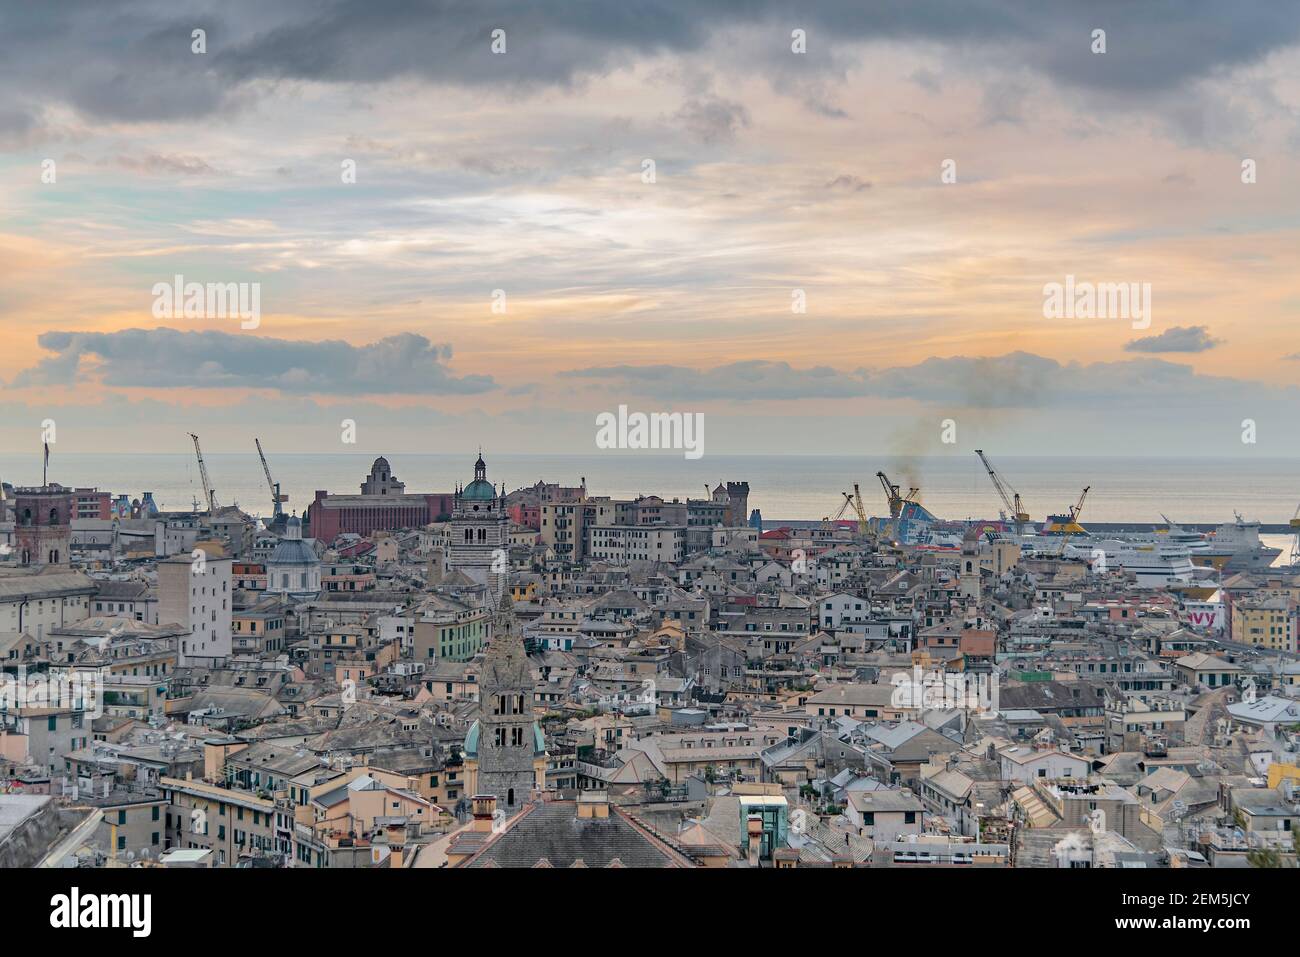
[463,591,544,814]
[725,482,749,527]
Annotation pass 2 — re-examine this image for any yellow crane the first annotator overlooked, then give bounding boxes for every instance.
[876,471,923,543]
[876,471,919,520]
[830,484,871,535]
[975,449,1030,535]
[1055,486,1090,557]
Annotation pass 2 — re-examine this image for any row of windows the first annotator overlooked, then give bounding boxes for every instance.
[493,726,527,747]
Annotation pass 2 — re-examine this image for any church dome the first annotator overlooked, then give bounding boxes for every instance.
[461,479,497,501]
[269,538,318,566]
[460,452,497,501]
[269,517,319,566]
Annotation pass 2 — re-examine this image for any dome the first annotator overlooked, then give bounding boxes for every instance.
[372,456,390,469]
[461,479,497,501]
[269,533,319,567]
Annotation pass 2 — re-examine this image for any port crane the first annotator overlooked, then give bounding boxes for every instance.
[255,438,288,520]
[1290,501,1300,566]
[1055,486,1090,557]
[876,471,923,542]
[830,484,871,535]
[975,449,1030,535]
[188,432,217,514]
[876,471,920,521]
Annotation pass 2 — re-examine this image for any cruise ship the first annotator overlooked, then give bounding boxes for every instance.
[1199,514,1282,572]
[1065,538,1220,596]
[1009,514,1276,577]
[1107,515,1278,570]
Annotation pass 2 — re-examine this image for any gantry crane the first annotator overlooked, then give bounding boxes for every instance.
[188,433,217,513]
[975,449,1030,535]
[1055,486,1090,557]
[255,438,288,520]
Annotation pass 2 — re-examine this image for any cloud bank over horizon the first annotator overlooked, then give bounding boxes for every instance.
[3,2,1300,458]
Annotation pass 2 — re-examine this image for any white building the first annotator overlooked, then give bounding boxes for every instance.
[587,525,686,564]
[997,745,1089,785]
[0,570,95,644]
[265,516,321,597]
[158,552,232,667]
[817,592,869,631]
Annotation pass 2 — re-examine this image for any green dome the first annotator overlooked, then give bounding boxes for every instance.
[461,479,497,501]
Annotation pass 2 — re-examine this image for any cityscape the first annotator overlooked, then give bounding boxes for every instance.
[1,448,1297,877]
[0,0,1295,934]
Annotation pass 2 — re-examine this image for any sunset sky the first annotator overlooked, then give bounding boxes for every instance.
[3,1,1300,458]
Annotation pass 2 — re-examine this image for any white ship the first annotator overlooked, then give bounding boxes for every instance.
[1066,538,1219,594]
[1200,514,1281,572]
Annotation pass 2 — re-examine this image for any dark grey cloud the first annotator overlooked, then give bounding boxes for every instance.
[1125,325,1221,354]
[14,328,496,396]
[825,174,871,192]
[2,1,1296,130]
[673,95,751,144]
[561,351,1283,407]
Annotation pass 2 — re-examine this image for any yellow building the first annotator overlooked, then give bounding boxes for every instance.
[1231,598,1297,652]
[1267,763,1300,790]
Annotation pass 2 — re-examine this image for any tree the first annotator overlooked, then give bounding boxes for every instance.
[1247,847,1283,868]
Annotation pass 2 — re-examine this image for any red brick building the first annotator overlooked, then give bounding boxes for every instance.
[306,457,453,541]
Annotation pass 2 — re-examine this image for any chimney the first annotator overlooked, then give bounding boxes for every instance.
[746,814,763,867]
[471,794,497,832]
[578,791,610,819]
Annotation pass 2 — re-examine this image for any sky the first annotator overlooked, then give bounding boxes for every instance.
[3,1,1300,462]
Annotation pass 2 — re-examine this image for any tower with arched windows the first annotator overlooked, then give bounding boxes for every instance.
[461,591,545,814]
[447,453,508,600]
[14,485,73,567]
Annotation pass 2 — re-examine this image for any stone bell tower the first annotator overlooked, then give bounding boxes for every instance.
[465,592,543,814]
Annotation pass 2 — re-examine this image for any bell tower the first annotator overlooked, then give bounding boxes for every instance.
[466,592,543,814]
